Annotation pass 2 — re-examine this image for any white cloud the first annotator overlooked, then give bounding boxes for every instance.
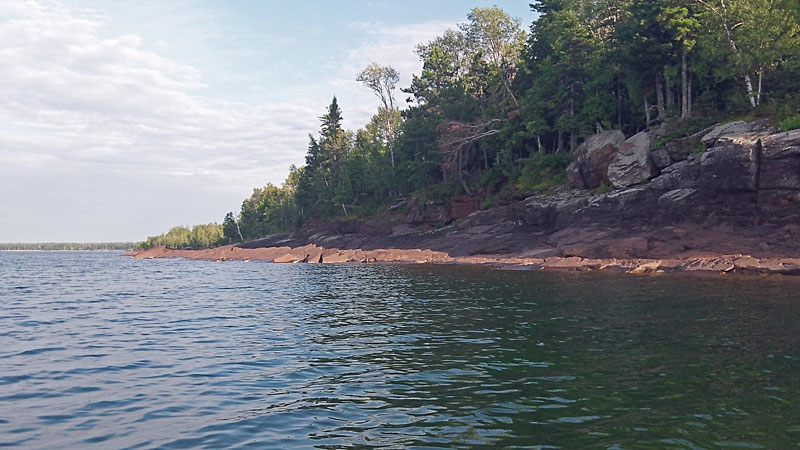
[335,20,454,128]
[0,1,461,241]
[345,20,455,85]
[0,1,315,195]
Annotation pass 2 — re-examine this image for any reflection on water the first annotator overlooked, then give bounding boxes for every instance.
[0,252,798,448]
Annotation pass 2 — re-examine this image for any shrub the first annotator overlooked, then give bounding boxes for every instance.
[779,114,800,132]
[514,153,574,193]
[654,136,671,147]
[596,182,613,194]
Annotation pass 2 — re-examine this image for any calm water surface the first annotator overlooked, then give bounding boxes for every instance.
[0,251,798,448]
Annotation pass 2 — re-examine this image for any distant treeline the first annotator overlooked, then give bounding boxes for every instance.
[143,2,800,249]
[0,243,137,251]
[139,224,223,249]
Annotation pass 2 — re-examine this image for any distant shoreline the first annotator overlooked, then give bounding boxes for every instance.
[0,243,136,251]
[0,249,129,252]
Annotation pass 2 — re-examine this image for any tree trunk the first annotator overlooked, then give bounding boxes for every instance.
[757,67,763,106]
[681,45,688,120]
[616,76,623,128]
[655,73,665,119]
[743,73,756,107]
[503,73,519,108]
[687,76,693,117]
[235,221,244,241]
[569,87,577,151]
[665,72,674,112]
[644,95,651,125]
[557,132,565,153]
[701,0,757,108]
[457,147,471,195]
[386,109,396,169]
[537,135,543,155]
[723,27,756,107]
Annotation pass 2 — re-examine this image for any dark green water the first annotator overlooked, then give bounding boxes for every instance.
[0,252,798,448]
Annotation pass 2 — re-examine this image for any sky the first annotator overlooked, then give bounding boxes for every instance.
[0,0,534,243]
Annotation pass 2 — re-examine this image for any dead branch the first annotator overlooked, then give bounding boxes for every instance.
[436,118,505,194]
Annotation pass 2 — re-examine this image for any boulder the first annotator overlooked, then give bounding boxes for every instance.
[649,147,671,170]
[566,130,625,189]
[649,130,706,170]
[700,142,761,193]
[608,131,656,188]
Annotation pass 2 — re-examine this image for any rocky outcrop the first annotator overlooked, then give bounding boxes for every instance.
[699,141,761,192]
[402,123,797,262]
[566,130,624,189]
[499,122,800,259]
[607,131,656,188]
[701,120,753,146]
[701,119,775,147]
[759,131,800,190]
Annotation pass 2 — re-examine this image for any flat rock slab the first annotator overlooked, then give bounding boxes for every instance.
[128,245,800,276]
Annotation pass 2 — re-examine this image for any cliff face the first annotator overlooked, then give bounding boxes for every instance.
[278,122,800,261]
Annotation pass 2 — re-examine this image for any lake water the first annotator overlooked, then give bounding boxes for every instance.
[0,251,798,449]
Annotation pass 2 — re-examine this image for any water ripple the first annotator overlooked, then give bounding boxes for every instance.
[0,252,798,448]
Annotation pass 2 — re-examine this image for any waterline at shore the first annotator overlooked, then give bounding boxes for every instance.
[129,244,800,276]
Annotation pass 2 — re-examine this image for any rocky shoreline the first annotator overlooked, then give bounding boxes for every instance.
[130,122,800,276]
[128,244,800,275]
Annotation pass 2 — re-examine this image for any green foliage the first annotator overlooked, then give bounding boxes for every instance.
[779,114,800,131]
[596,182,613,194]
[654,136,671,148]
[514,153,573,193]
[480,194,500,210]
[691,142,707,155]
[238,182,299,240]
[140,224,224,249]
[411,181,462,206]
